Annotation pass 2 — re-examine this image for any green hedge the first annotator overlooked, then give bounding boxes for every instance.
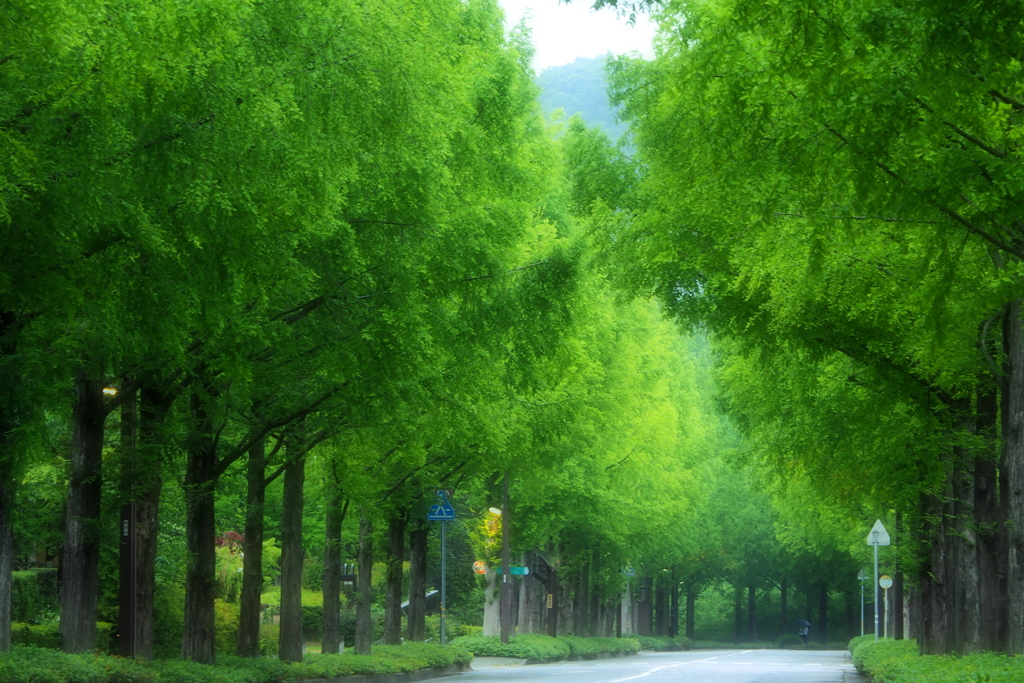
[0,642,472,683]
[450,634,640,661]
[11,622,114,653]
[635,635,692,651]
[849,637,1024,682]
[11,569,59,624]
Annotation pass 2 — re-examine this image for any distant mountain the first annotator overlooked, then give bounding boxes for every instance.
[535,56,627,140]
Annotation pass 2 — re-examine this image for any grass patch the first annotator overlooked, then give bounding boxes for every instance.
[849,636,1024,682]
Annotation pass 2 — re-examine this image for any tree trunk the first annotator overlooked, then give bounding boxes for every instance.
[734,584,742,644]
[61,375,106,654]
[685,583,696,640]
[237,441,266,658]
[0,480,12,651]
[322,487,347,653]
[0,311,16,651]
[894,512,905,641]
[590,553,602,637]
[500,472,511,644]
[181,390,218,663]
[669,568,678,638]
[780,578,788,642]
[355,510,373,655]
[951,436,981,654]
[383,510,405,645]
[483,569,500,636]
[818,583,827,644]
[406,518,427,642]
[919,484,951,654]
[279,451,305,662]
[748,585,757,642]
[576,560,590,636]
[976,388,1004,651]
[637,576,652,637]
[1003,300,1024,654]
[547,564,558,638]
[654,575,668,636]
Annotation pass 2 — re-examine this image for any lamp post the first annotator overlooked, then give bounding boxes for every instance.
[866,520,890,642]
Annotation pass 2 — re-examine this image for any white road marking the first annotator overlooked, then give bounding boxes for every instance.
[608,651,751,682]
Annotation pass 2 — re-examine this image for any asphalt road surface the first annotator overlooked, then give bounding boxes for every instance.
[458,649,867,683]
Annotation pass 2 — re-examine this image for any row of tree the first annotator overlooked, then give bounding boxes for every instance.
[0,0,759,665]
[596,0,1024,655]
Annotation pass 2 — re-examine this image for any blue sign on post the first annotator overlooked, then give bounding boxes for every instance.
[427,492,455,520]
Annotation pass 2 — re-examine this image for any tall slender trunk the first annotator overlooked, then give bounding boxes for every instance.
[279,450,306,662]
[951,420,981,654]
[62,375,106,653]
[894,512,905,641]
[181,390,218,663]
[817,583,827,644]
[748,585,757,642]
[669,567,678,638]
[406,518,426,642]
[0,479,12,651]
[236,441,266,657]
[590,552,601,637]
[733,584,742,644]
[0,311,16,651]
[637,576,652,637]
[653,575,667,636]
[322,487,347,653]
[383,510,405,645]
[685,583,695,640]
[919,475,952,654]
[500,472,511,644]
[576,558,590,636]
[1003,300,1024,654]
[355,509,373,655]
[976,388,1004,650]
[780,578,788,641]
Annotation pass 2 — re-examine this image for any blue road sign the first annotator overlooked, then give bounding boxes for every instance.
[428,492,455,520]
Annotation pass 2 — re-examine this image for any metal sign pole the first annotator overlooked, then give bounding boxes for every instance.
[873,538,879,641]
[441,519,447,645]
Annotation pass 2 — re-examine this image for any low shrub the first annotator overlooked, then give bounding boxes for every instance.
[561,636,640,656]
[213,599,240,655]
[850,637,1024,683]
[11,622,113,652]
[450,633,571,660]
[451,634,639,661]
[635,635,692,651]
[0,642,471,682]
[153,583,185,660]
[259,622,279,656]
[11,569,59,624]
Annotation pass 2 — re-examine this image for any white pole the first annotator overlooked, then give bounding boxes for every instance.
[873,535,879,641]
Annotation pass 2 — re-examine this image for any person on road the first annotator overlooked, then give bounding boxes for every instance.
[796,619,811,645]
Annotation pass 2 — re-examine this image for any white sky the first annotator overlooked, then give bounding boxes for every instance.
[499,0,656,73]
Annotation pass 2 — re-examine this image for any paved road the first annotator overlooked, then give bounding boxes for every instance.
[458,649,867,683]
